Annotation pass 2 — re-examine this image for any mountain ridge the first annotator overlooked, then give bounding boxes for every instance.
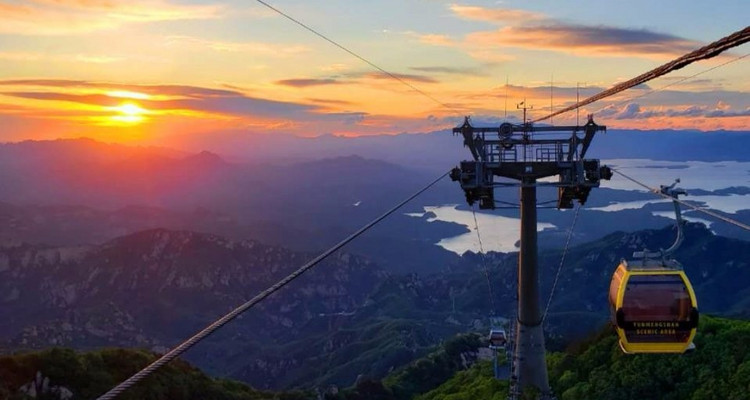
[2,223,750,390]
[3,315,749,400]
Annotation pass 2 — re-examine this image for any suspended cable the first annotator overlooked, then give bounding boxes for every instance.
[495,199,520,207]
[253,0,460,115]
[532,26,750,123]
[592,52,750,114]
[471,205,497,316]
[612,168,750,232]
[498,50,745,116]
[542,204,581,322]
[95,171,449,400]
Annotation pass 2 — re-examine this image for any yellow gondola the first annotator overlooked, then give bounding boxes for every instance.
[609,260,698,353]
[608,180,699,354]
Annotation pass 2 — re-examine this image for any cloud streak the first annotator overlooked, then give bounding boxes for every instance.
[444,5,702,60]
[0,79,367,124]
[362,72,439,84]
[0,1,222,35]
[275,78,345,88]
[468,25,700,58]
[409,66,486,77]
[449,5,544,23]
[274,71,441,90]
[0,79,244,98]
[599,102,750,120]
[0,51,122,64]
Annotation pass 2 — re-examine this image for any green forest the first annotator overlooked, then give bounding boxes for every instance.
[2,316,749,400]
[418,316,750,400]
[0,348,311,400]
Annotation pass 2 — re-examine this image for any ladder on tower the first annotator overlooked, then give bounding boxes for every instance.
[507,318,521,400]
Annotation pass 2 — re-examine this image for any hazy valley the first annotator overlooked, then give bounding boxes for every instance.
[0,131,749,396]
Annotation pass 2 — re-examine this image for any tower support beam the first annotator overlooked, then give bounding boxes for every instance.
[514,179,553,397]
[450,116,612,400]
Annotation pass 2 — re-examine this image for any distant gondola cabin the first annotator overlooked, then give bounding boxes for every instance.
[609,260,698,354]
[488,329,507,349]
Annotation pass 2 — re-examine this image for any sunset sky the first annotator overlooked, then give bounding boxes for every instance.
[0,0,748,146]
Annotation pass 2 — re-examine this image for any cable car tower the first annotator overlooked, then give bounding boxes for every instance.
[450,112,612,400]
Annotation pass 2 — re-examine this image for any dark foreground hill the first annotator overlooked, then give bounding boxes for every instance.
[0,333,485,400]
[0,228,478,390]
[0,348,312,400]
[417,316,750,400]
[2,223,750,391]
[2,316,748,400]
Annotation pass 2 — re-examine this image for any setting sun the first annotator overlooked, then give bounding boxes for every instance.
[111,102,148,124]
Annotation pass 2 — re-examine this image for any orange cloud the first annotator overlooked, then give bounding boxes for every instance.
[28,0,117,7]
[449,4,544,23]
[0,79,372,134]
[468,25,700,59]
[444,5,703,61]
[1,76,748,141]
[0,51,121,63]
[0,0,222,35]
[0,77,466,142]
[276,79,346,88]
[363,72,439,84]
[597,102,750,120]
[409,66,486,77]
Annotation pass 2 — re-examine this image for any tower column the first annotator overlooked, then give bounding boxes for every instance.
[513,178,553,398]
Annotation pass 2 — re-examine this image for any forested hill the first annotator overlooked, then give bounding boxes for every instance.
[418,315,750,400]
[0,333,486,400]
[0,348,313,400]
[3,316,748,400]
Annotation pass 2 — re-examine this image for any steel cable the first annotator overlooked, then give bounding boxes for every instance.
[96,171,449,400]
[253,0,461,115]
[612,168,750,232]
[542,204,581,322]
[471,205,498,316]
[533,26,750,123]
[591,52,750,115]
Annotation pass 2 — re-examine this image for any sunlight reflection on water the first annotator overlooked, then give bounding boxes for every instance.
[411,160,749,254]
[407,205,555,255]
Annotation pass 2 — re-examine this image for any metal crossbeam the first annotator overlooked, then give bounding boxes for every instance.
[450,115,612,209]
[450,115,612,399]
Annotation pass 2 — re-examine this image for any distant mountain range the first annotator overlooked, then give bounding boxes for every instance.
[1,223,749,390]
[3,137,748,261]
[0,138,444,216]
[0,228,464,389]
[7,127,750,182]
[1,130,749,397]
[166,128,750,170]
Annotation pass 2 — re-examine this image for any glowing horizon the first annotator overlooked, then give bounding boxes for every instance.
[0,1,747,147]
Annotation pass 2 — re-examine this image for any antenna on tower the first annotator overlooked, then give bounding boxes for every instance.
[576,82,581,126]
[504,76,509,121]
[517,100,534,153]
[517,99,533,124]
[550,74,554,126]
